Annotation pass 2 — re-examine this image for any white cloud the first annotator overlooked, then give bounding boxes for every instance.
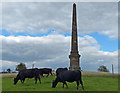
[1,0,119,2]
[1,60,18,71]
[1,34,118,73]
[2,2,118,38]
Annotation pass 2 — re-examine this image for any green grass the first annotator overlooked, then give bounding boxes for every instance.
[2,74,118,91]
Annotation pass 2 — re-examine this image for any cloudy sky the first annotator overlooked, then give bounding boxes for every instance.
[1,2,118,73]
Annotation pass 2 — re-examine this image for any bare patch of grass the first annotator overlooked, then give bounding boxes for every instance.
[82,71,118,78]
[1,73,18,78]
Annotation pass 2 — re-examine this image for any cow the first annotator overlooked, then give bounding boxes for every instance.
[14,68,41,85]
[38,68,53,77]
[52,70,84,90]
[56,67,68,76]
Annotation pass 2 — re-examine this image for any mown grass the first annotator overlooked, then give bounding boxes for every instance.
[2,72,119,91]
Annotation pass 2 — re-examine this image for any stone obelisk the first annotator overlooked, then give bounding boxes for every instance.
[69,3,80,70]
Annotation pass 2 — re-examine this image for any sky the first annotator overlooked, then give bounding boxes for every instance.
[0,2,119,73]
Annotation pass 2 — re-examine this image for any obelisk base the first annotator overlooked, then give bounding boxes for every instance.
[69,54,81,70]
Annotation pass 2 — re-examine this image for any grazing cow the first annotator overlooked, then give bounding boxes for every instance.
[52,70,84,90]
[38,68,53,77]
[14,68,41,85]
[56,67,68,76]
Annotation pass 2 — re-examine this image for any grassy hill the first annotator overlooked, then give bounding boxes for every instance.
[1,71,119,92]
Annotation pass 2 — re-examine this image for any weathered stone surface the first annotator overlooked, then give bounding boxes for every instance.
[69,3,81,70]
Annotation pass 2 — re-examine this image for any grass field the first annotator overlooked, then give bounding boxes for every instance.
[2,71,119,91]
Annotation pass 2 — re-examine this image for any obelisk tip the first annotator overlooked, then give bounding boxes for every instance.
[73,3,76,6]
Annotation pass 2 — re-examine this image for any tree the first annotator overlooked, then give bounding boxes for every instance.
[97,65,109,72]
[7,68,11,73]
[16,63,26,71]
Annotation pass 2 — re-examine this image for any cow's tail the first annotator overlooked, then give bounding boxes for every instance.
[79,70,84,90]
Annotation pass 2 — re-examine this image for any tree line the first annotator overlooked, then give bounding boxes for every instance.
[2,62,110,73]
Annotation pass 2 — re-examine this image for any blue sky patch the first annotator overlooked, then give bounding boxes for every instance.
[88,32,118,52]
[1,29,54,37]
[1,29,118,52]
[1,29,11,36]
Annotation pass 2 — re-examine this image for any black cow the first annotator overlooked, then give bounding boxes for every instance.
[52,70,84,90]
[39,68,53,77]
[56,67,68,76]
[14,68,41,85]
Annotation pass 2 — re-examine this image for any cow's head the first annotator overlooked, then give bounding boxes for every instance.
[52,80,57,88]
[64,67,68,70]
[14,77,19,85]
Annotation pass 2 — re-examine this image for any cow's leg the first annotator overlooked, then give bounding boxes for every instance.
[50,72,53,76]
[62,83,64,88]
[40,74,44,77]
[20,79,23,84]
[35,77,37,84]
[80,79,84,90]
[38,76,41,84]
[22,78,25,84]
[46,73,49,77]
[21,78,25,84]
[62,81,68,88]
[42,74,44,77]
[76,81,79,90]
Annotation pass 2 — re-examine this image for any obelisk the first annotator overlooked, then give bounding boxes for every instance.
[69,3,80,70]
